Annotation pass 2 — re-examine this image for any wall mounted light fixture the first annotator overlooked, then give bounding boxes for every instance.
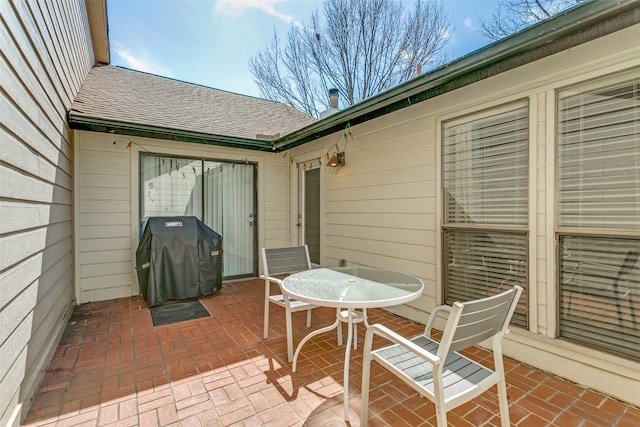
[327,152,345,168]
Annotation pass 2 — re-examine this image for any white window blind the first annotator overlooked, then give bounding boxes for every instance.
[557,71,640,230]
[557,69,640,360]
[442,101,529,328]
[443,102,529,226]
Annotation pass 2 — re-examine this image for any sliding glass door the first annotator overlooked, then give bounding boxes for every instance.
[140,154,257,278]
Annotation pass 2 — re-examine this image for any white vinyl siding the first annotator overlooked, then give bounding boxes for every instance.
[0,1,94,425]
[557,69,640,361]
[442,102,530,328]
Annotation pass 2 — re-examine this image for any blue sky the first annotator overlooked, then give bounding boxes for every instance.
[107,0,499,98]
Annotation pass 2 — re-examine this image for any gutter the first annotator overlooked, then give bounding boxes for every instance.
[68,114,276,152]
[273,0,640,152]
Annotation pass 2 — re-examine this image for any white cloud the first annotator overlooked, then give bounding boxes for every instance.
[464,18,475,31]
[214,0,302,27]
[112,42,173,77]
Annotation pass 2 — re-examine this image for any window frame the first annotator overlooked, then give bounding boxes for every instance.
[441,100,531,329]
[555,68,640,361]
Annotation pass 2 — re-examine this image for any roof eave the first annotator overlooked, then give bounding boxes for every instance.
[273,0,640,152]
[68,113,275,152]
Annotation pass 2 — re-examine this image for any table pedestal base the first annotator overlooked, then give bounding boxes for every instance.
[292,309,368,421]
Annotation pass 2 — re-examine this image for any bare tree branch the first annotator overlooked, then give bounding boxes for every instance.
[481,0,583,41]
[249,0,451,117]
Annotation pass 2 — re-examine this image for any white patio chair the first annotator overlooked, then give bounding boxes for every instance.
[262,245,332,362]
[361,285,523,427]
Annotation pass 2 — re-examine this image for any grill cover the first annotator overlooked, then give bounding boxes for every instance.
[136,216,222,306]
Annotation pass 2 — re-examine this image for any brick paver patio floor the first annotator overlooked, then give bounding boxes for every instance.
[23,278,640,426]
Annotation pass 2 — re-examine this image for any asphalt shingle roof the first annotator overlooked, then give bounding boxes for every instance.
[69,65,315,141]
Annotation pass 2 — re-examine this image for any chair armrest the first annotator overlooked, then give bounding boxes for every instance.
[426,305,452,336]
[364,324,441,366]
[260,275,283,286]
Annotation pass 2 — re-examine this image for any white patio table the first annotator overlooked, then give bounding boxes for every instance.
[281,266,424,421]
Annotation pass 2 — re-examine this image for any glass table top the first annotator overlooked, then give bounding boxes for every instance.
[281,267,424,308]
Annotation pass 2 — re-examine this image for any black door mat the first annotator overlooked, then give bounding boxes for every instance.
[150,299,210,326]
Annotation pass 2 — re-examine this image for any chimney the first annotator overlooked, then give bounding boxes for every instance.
[329,88,339,109]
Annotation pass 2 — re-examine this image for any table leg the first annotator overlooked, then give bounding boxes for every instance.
[343,309,354,421]
[291,309,357,421]
[292,316,340,372]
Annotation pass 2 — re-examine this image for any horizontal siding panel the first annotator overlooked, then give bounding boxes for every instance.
[79,237,131,252]
[15,2,71,107]
[325,212,433,230]
[78,224,130,239]
[327,224,433,246]
[262,230,290,247]
[79,161,130,176]
[33,252,73,309]
[26,283,74,370]
[327,165,429,190]
[79,174,130,189]
[0,255,43,310]
[0,317,31,393]
[80,286,135,303]
[78,200,131,213]
[0,91,71,172]
[326,247,431,280]
[0,165,72,205]
[78,186,130,201]
[78,212,130,227]
[79,249,132,265]
[0,223,71,270]
[328,181,436,201]
[80,261,132,278]
[79,273,132,292]
[0,130,60,185]
[326,235,433,264]
[0,346,28,427]
[31,268,73,330]
[264,200,289,213]
[0,280,37,346]
[0,202,71,234]
[345,146,431,175]
[0,60,70,163]
[20,0,73,105]
[0,10,67,137]
[327,198,433,214]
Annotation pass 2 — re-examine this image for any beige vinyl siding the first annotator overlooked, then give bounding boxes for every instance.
[74,131,291,300]
[289,24,640,405]
[0,1,94,425]
[290,111,437,321]
[263,160,291,247]
[76,133,132,302]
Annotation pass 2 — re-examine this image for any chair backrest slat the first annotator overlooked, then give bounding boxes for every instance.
[263,246,311,276]
[443,286,522,355]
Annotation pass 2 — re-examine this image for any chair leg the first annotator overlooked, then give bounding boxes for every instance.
[263,282,270,339]
[494,343,511,427]
[435,406,448,427]
[360,331,374,427]
[306,309,312,328]
[497,377,511,427]
[285,307,294,363]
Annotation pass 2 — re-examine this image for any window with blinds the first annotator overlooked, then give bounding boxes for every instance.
[557,69,640,361]
[442,101,529,328]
